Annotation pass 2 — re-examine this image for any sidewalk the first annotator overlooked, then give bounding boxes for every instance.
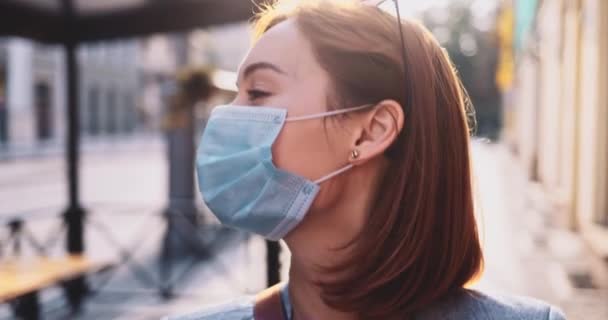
[0,132,164,162]
[470,141,608,320]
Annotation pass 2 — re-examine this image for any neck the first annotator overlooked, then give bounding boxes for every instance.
[288,258,356,320]
[284,162,385,320]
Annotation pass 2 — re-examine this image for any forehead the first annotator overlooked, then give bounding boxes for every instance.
[240,19,318,79]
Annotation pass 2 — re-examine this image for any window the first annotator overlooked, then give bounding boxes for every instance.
[0,65,7,144]
[106,89,117,134]
[34,82,53,141]
[123,92,135,133]
[88,87,100,135]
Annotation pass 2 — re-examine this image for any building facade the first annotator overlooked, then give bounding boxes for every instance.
[79,42,139,137]
[0,41,8,145]
[509,0,608,285]
[0,38,140,155]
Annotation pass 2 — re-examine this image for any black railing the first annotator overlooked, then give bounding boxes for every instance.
[0,203,281,318]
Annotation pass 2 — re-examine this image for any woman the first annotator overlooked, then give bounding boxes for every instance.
[170,0,566,319]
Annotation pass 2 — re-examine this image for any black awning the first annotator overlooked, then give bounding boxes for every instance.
[0,0,262,43]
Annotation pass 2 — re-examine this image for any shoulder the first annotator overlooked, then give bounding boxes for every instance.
[163,296,255,320]
[417,289,567,320]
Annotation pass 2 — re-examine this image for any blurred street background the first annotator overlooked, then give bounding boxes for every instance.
[0,0,607,319]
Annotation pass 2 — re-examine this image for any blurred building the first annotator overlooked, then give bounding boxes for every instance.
[0,21,249,159]
[79,41,139,137]
[0,38,140,154]
[422,0,503,141]
[0,41,7,145]
[505,0,608,287]
[138,23,249,127]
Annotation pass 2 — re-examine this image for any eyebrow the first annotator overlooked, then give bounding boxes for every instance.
[237,62,287,87]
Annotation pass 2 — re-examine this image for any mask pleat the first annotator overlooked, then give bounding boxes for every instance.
[202,161,270,224]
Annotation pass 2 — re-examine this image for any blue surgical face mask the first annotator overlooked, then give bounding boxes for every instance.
[196,104,374,240]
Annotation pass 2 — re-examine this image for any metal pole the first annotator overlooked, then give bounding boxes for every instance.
[62,0,85,254]
[163,34,199,254]
[167,34,198,222]
[60,2,89,311]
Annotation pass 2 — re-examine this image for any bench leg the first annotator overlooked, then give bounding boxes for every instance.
[62,275,89,315]
[11,291,40,320]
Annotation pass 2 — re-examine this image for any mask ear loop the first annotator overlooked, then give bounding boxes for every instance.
[313,164,354,184]
[288,104,375,184]
[315,147,361,184]
[285,104,375,122]
[361,0,389,6]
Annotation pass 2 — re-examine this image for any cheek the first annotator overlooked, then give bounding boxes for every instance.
[309,175,347,212]
[272,116,356,179]
[271,120,332,181]
[273,125,348,218]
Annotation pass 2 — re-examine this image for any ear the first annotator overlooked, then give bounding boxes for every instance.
[349,100,404,165]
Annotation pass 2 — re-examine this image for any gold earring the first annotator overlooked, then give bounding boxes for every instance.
[351,149,360,160]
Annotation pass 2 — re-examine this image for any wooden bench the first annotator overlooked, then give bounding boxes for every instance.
[0,255,113,319]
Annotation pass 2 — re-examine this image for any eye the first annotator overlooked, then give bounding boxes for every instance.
[247,89,271,102]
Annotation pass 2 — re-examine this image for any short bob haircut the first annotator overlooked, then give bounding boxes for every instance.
[253,0,483,318]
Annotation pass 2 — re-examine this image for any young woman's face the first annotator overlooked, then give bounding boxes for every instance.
[233,19,358,210]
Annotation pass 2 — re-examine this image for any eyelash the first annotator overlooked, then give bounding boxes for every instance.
[247,89,271,102]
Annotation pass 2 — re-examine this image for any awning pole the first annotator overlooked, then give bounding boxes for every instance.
[63,0,85,255]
